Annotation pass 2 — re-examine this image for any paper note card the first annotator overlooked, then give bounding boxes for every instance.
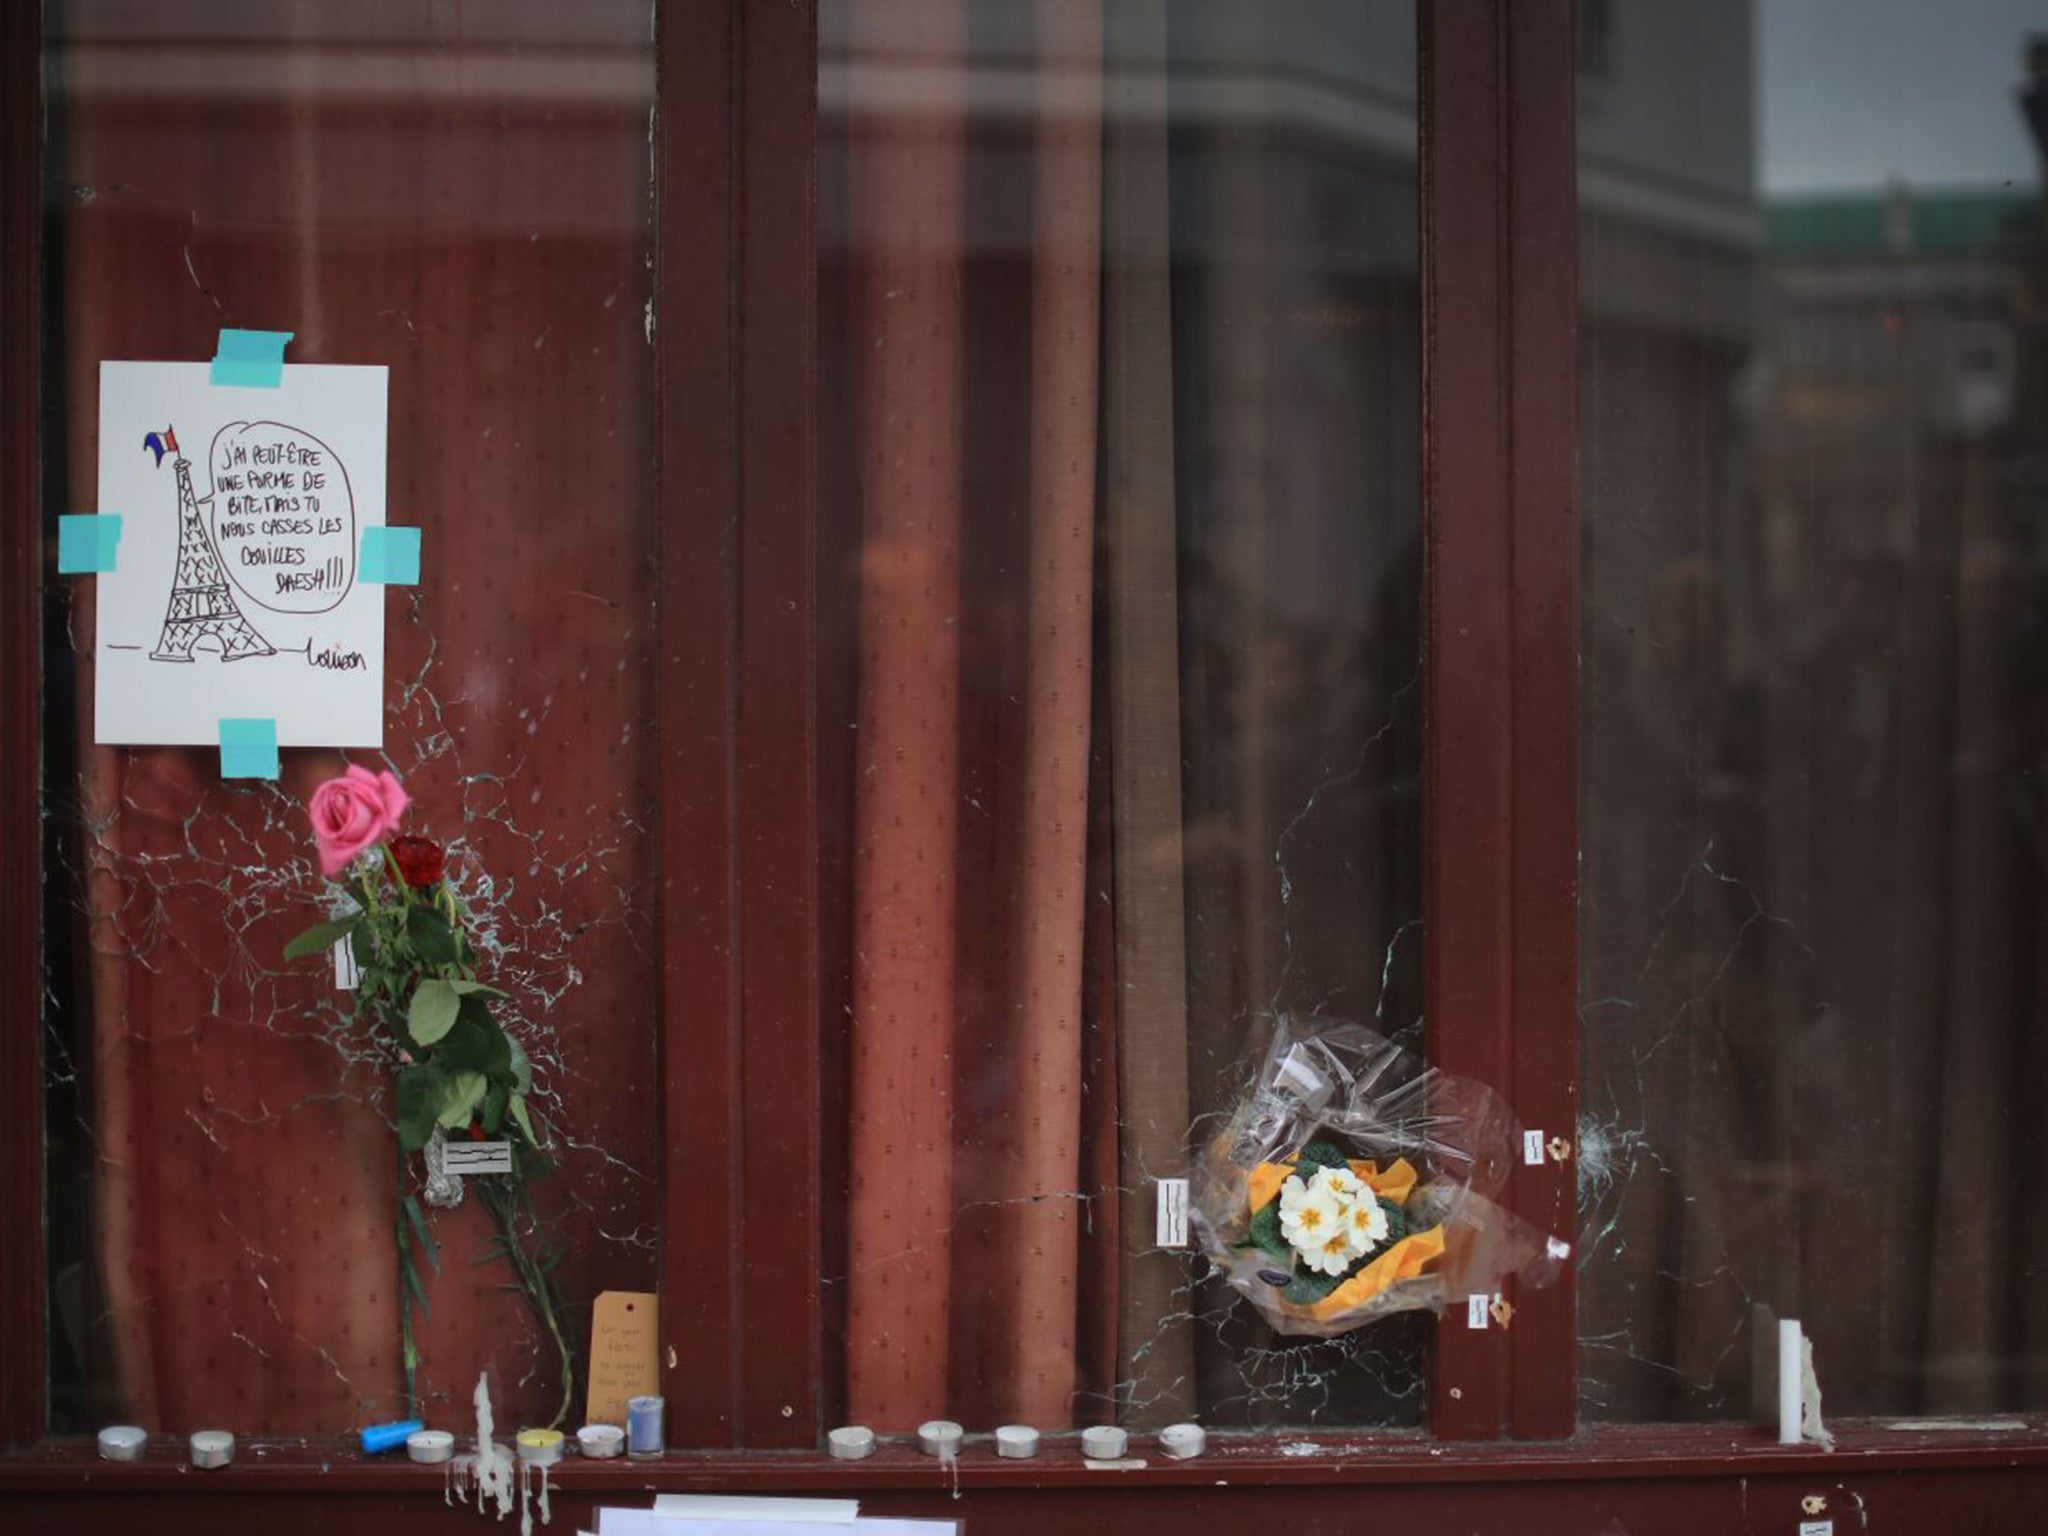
[1154,1177,1190,1247]
[444,1140,513,1175]
[586,1290,659,1429]
[94,361,388,747]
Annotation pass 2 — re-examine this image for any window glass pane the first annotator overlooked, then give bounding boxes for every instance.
[818,0,1422,1433]
[1579,0,2048,1418]
[41,2,659,1432]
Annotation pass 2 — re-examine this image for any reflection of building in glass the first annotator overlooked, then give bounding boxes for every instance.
[1578,3,2048,1421]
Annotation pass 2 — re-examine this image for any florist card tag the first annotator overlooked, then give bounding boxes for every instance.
[1154,1178,1190,1247]
[586,1290,658,1429]
[444,1140,513,1175]
[333,934,360,989]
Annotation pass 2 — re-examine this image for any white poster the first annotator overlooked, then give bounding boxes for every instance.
[94,361,390,747]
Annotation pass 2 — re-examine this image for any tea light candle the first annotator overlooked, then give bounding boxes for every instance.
[97,1425,145,1462]
[576,1424,625,1460]
[189,1430,235,1469]
[406,1429,455,1465]
[1080,1425,1127,1461]
[917,1420,963,1458]
[827,1425,877,1461]
[1159,1423,1205,1459]
[516,1429,564,1466]
[994,1424,1039,1459]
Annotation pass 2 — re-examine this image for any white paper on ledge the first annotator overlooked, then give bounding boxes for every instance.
[600,1517,956,1536]
[652,1498,860,1523]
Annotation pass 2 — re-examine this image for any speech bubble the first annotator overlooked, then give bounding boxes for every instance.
[207,420,355,614]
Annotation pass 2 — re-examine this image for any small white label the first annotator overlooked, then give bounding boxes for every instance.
[1547,1235,1572,1260]
[333,936,360,990]
[1274,1046,1325,1099]
[1522,1130,1545,1166]
[1467,1293,1490,1329]
[1155,1178,1190,1248]
[1799,1522,1833,1536]
[444,1140,514,1175]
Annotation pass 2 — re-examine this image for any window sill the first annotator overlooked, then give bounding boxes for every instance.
[3,1419,2045,1494]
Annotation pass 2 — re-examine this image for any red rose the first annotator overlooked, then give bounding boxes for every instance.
[389,835,446,889]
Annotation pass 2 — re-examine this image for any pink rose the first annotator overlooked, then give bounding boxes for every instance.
[307,766,410,876]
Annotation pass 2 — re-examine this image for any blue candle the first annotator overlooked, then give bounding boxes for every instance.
[360,1418,425,1455]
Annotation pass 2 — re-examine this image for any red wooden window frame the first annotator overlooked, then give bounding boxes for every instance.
[4,3,2048,1529]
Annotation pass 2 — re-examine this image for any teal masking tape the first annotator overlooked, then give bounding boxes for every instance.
[218,717,281,779]
[58,513,122,573]
[360,525,420,585]
[210,329,294,388]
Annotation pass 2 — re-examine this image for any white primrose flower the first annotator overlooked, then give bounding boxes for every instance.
[1278,1180,1344,1255]
[1345,1191,1390,1251]
[1303,1224,1363,1277]
[1309,1164,1366,1203]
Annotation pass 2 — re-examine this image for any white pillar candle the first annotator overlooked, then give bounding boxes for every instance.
[189,1430,235,1469]
[1777,1318,1802,1445]
[917,1420,963,1459]
[1080,1425,1128,1461]
[994,1425,1039,1459]
[828,1426,877,1461]
[97,1426,145,1462]
[1158,1423,1205,1459]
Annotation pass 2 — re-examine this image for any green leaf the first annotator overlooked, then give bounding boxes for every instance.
[351,922,377,966]
[406,905,458,966]
[400,1241,433,1319]
[408,979,461,1046]
[507,1093,538,1147]
[1295,1141,1350,1177]
[481,1081,509,1135]
[434,1014,492,1073]
[1283,1266,1345,1305]
[401,1194,440,1275]
[437,1070,489,1129]
[1234,1197,1293,1266]
[506,1035,532,1095]
[448,979,509,1000]
[395,1064,450,1152]
[284,913,361,960]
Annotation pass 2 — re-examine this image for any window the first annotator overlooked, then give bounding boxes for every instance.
[5,0,2047,1528]
[1578,0,2048,1421]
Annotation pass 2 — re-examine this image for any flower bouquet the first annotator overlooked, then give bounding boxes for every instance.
[283,767,574,1424]
[1192,1016,1564,1336]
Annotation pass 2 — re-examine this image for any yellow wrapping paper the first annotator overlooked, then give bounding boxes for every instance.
[1244,1155,1443,1317]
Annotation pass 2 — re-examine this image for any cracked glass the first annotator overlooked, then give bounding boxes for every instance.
[818,0,1423,1432]
[41,2,660,1434]
[1579,1,2048,1419]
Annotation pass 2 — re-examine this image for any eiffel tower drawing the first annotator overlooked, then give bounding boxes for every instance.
[145,426,275,663]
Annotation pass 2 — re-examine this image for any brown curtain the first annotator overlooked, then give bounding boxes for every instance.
[840,0,1121,1430]
[51,7,661,1432]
